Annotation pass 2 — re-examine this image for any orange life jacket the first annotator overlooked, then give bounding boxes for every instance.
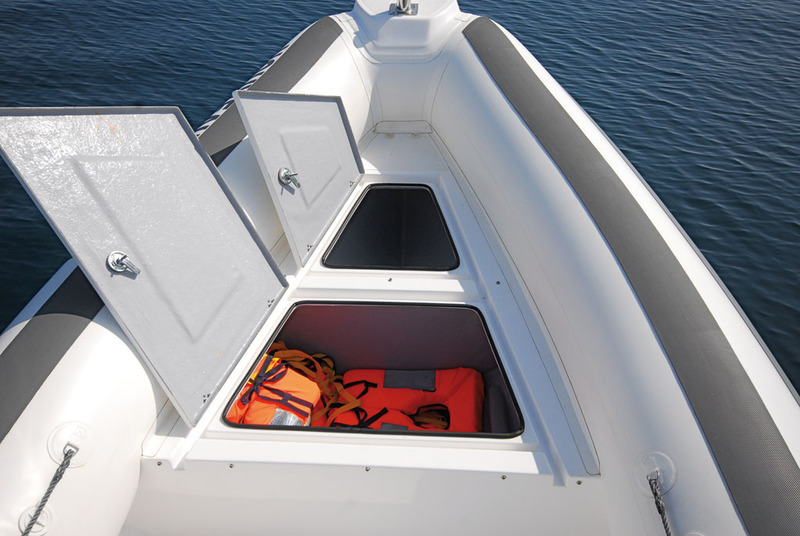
[335,368,485,433]
[229,343,485,433]
[226,350,321,426]
[266,341,361,426]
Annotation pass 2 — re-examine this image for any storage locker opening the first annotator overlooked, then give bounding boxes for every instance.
[323,185,459,271]
[224,303,523,437]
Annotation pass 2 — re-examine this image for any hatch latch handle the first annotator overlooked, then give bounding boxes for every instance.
[278,168,301,189]
[390,0,418,15]
[107,251,141,276]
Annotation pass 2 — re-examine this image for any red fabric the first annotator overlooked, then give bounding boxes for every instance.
[339,368,484,432]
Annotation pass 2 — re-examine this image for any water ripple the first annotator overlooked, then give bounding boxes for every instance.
[1,0,798,388]
[464,0,800,387]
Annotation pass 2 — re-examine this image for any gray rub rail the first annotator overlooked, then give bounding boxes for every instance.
[198,16,343,164]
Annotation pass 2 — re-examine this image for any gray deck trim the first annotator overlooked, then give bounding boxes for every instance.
[463,16,800,535]
[198,16,343,164]
[0,268,103,442]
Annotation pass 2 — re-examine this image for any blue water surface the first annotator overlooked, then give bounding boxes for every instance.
[1,0,798,387]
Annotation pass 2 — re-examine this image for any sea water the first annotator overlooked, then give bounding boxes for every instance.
[0,0,798,387]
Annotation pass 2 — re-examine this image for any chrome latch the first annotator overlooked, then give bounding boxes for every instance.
[107,251,141,276]
[390,0,418,15]
[278,167,301,189]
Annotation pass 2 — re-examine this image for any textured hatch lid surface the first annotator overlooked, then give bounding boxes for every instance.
[234,91,364,267]
[0,107,285,426]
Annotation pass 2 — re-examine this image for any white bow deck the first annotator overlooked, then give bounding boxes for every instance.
[1,1,798,535]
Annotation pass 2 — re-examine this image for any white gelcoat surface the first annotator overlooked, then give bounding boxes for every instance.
[350,0,463,61]
[235,92,363,267]
[430,30,749,535]
[2,4,797,535]
[0,109,284,426]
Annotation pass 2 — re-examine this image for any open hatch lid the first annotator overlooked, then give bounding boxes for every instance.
[234,91,364,267]
[0,107,285,426]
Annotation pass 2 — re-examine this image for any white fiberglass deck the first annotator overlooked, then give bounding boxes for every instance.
[4,3,797,534]
[121,126,606,534]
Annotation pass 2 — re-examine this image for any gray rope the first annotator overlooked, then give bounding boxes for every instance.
[648,472,673,536]
[21,446,77,536]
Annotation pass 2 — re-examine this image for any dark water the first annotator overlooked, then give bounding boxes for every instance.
[1,1,798,387]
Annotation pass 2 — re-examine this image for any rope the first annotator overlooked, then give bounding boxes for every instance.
[21,446,77,536]
[647,472,672,536]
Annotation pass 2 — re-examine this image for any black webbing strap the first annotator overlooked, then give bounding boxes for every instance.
[341,379,378,400]
[330,406,389,429]
[239,350,279,405]
[239,352,314,419]
[254,379,315,420]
